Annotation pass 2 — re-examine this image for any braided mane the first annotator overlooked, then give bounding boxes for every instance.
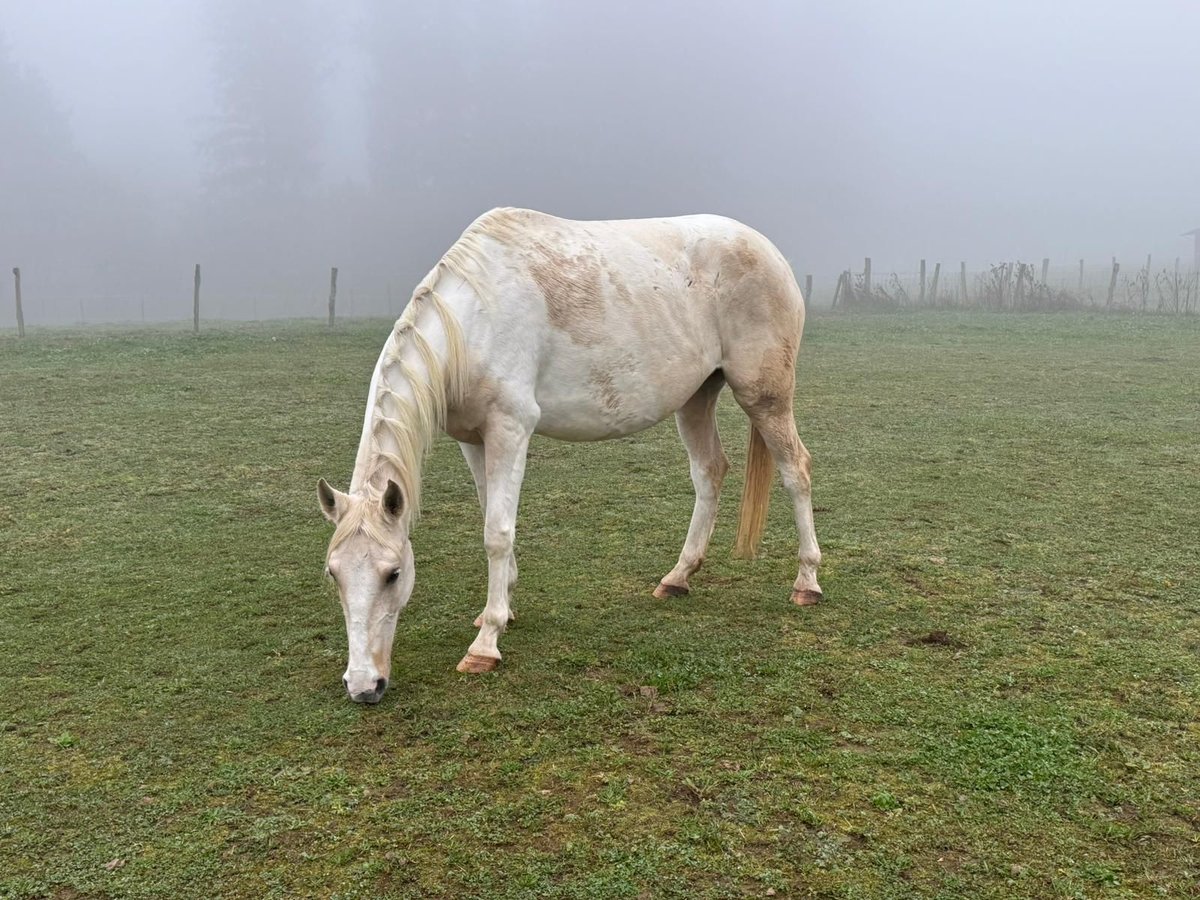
[326,211,521,556]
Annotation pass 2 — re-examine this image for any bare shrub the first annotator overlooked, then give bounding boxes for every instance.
[1155,268,1199,314]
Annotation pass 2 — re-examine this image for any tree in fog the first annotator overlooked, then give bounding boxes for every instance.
[196,0,333,303]
[362,2,513,272]
[201,0,324,201]
[0,37,89,267]
[0,35,161,318]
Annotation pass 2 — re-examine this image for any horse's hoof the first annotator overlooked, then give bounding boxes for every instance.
[456,653,500,674]
[792,589,823,607]
[653,581,689,599]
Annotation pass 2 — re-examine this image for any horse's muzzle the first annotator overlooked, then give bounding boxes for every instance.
[345,676,388,705]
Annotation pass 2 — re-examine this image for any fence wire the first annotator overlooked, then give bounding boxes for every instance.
[814,260,1199,313]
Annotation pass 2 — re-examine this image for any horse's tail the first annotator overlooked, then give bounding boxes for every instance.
[734,424,774,559]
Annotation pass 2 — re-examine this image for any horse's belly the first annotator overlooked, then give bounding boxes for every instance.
[533,399,668,441]
[533,354,718,441]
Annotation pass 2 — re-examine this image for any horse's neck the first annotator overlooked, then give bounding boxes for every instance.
[348,281,474,500]
[349,344,399,494]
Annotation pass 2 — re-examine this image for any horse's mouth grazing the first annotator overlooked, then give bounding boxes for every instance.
[346,677,388,704]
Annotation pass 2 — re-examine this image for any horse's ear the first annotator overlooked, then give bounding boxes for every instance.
[317,478,346,523]
[381,479,405,520]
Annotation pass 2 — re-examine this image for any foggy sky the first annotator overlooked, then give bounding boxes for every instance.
[2,0,1198,324]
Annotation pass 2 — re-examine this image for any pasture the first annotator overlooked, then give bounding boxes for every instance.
[1,312,1198,898]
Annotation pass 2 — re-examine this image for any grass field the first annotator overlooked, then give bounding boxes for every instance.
[1,312,1198,899]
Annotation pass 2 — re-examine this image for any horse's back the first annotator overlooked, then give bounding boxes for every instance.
[454,209,804,441]
[469,207,803,328]
[499,207,806,358]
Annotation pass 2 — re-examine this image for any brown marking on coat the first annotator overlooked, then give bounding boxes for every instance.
[717,237,769,287]
[720,239,806,346]
[647,231,685,262]
[743,342,798,415]
[372,647,392,679]
[606,268,634,306]
[732,238,761,275]
[589,368,624,415]
[526,241,606,346]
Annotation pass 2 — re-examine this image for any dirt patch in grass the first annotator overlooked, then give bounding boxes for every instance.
[906,629,966,648]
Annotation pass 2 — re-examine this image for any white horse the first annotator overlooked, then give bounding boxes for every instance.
[317,208,821,703]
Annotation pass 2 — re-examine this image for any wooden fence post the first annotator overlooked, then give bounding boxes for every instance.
[193,264,201,333]
[1106,258,1119,307]
[12,267,24,337]
[831,271,846,309]
[328,267,338,327]
[929,262,941,305]
[804,274,813,304]
[863,258,871,300]
[1078,259,1084,295]
[1040,257,1050,285]
[959,262,968,306]
[919,259,926,304]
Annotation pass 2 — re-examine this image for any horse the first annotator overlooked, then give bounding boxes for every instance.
[317,208,822,703]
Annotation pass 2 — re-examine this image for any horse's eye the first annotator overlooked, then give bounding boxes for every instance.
[385,570,400,585]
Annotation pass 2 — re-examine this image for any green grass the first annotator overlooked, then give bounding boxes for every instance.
[1,312,1198,898]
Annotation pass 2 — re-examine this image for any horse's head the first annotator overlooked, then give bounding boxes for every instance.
[317,477,414,704]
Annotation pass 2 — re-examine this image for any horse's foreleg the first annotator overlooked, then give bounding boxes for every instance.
[656,375,728,599]
[460,441,517,628]
[460,441,487,511]
[457,415,532,673]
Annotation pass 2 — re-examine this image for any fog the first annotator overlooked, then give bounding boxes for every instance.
[2,0,1198,325]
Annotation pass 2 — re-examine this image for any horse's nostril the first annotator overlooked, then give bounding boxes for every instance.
[375,678,388,694]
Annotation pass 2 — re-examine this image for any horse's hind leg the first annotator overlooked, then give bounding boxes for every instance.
[655,372,729,599]
[727,355,823,605]
[460,441,516,628]
[758,414,822,604]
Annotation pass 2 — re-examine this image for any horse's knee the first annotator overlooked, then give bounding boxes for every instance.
[484,525,514,559]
